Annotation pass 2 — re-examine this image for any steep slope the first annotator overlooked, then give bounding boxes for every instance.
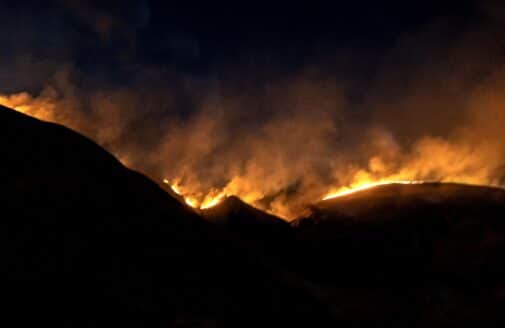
[312,182,505,221]
[201,196,296,258]
[202,195,289,230]
[293,182,505,326]
[0,106,333,325]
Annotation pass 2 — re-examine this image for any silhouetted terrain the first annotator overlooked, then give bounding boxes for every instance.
[3,105,505,327]
[0,106,333,326]
[175,176,505,326]
[202,196,286,226]
[200,196,299,274]
[293,183,505,326]
[203,196,291,239]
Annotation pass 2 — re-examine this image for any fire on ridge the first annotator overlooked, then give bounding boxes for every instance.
[163,179,227,210]
[322,180,426,200]
[2,95,505,220]
[163,176,428,212]
[163,175,505,216]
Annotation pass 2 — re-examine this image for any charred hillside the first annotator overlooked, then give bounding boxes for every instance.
[0,106,333,325]
[291,182,505,326]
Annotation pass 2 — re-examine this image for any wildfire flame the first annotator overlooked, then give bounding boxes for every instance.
[164,179,183,195]
[200,192,226,209]
[184,196,200,208]
[322,180,426,200]
[162,179,226,210]
[2,80,505,220]
[0,93,40,116]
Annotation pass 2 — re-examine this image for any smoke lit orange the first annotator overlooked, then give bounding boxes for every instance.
[2,66,505,221]
[162,179,226,210]
[323,180,426,200]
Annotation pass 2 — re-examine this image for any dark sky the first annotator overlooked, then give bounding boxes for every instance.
[1,0,505,216]
[0,0,492,92]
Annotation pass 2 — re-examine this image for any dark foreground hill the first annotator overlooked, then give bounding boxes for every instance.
[197,183,505,326]
[201,196,297,266]
[202,196,287,227]
[292,183,505,326]
[0,106,333,326]
[4,104,505,327]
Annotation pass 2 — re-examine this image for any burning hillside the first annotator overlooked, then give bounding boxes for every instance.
[0,103,336,323]
[1,81,505,220]
[4,1,505,326]
[3,98,504,327]
[314,182,505,220]
[1,16,505,219]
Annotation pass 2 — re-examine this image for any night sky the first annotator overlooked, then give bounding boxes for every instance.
[0,0,493,92]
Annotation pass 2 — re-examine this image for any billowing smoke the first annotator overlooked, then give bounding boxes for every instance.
[1,1,505,219]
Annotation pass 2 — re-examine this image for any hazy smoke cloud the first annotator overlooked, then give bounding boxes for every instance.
[1,2,505,219]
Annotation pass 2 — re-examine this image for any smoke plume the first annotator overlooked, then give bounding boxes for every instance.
[1,2,505,219]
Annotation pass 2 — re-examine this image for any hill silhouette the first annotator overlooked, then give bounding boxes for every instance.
[0,106,333,325]
[3,104,505,326]
[202,196,287,226]
[292,182,505,326]
[201,196,297,264]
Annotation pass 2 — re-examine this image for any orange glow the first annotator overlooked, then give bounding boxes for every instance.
[2,87,505,221]
[163,179,183,196]
[323,180,426,200]
[162,179,226,210]
[200,193,226,209]
[0,92,55,122]
[184,196,199,208]
[171,185,183,196]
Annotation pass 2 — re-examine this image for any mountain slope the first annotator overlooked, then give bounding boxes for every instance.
[201,195,297,261]
[292,182,505,326]
[202,196,287,226]
[312,182,505,221]
[0,106,333,325]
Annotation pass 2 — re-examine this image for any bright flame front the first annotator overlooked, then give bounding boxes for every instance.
[163,179,226,210]
[322,180,426,200]
[200,193,226,209]
[3,90,504,220]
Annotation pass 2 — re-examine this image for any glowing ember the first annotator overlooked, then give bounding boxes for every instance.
[171,185,183,196]
[165,180,183,196]
[162,179,226,210]
[3,88,504,220]
[184,196,200,208]
[0,92,55,122]
[200,192,227,209]
[323,180,426,200]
